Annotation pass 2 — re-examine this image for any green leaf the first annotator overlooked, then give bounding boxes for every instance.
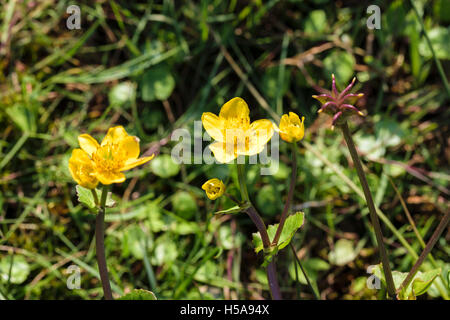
[75,185,116,210]
[171,191,197,220]
[373,264,441,299]
[328,239,358,266]
[384,0,407,37]
[109,81,136,106]
[122,225,149,259]
[434,0,450,23]
[304,10,327,34]
[261,66,290,100]
[218,225,244,250]
[252,212,305,254]
[150,238,178,266]
[118,289,157,300]
[412,269,441,297]
[323,50,355,85]
[6,104,37,133]
[75,185,96,209]
[140,63,175,101]
[289,258,330,285]
[375,119,405,148]
[103,192,116,208]
[0,255,30,284]
[419,27,450,60]
[150,154,180,178]
[256,185,280,217]
[214,205,243,215]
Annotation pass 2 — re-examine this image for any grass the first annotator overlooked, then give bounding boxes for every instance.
[0,0,449,300]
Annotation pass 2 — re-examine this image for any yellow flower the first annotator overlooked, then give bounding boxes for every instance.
[202,178,226,200]
[201,97,274,163]
[69,126,154,187]
[278,112,305,143]
[68,149,99,189]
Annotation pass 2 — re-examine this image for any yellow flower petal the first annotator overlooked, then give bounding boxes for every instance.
[208,141,237,164]
[95,170,126,185]
[121,154,155,171]
[237,119,274,156]
[288,112,300,123]
[101,126,129,146]
[117,136,140,162]
[249,119,274,146]
[68,149,98,189]
[201,112,224,142]
[219,97,250,125]
[78,134,100,157]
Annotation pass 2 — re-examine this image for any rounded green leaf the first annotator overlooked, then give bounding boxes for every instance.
[252,211,305,253]
[151,240,178,266]
[150,154,180,178]
[140,64,175,101]
[119,289,157,300]
[172,191,197,220]
[304,10,327,34]
[419,27,450,60]
[328,239,358,266]
[256,185,280,217]
[109,81,136,106]
[323,50,355,85]
[0,255,30,284]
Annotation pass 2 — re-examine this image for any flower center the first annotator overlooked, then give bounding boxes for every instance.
[223,116,250,131]
[92,144,124,173]
[209,185,221,195]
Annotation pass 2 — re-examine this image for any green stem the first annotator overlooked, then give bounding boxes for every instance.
[91,189,99,206]
[340,122,396,299]
[96,185,113,300]
[225,193,241,205]
[290,242,320,300]
[410,0,450,99]
[236,163,250,202]
[236,163,282,300]
[398,211,449,294]
[303,141,417,258]
[272,142,297,246]
[0,133,29,170]
[302,140,450,297]
[389,177,449,298]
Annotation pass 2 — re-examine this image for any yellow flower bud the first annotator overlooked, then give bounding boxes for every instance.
[278,112,305,143]
[202,178,226,200]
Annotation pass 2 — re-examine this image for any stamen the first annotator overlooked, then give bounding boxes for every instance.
[332,111,343,126]
[331,74,339,97]
[341,104,360,114]
[338,77,356,100]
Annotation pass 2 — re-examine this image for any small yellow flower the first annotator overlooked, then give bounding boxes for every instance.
[202,178,226,200]
[278,112,305,143]
[69,126,154,187]
[201,97,274,163]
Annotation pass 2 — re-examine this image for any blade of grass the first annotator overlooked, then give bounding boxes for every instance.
[409,0,450,98]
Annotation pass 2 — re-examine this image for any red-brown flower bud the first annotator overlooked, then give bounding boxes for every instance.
[312,74,364,128]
